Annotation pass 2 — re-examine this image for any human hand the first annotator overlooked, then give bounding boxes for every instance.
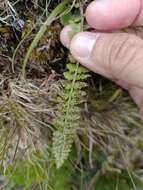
[60,0,143,118]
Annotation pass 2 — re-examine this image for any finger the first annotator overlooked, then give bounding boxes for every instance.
[129,86,143,119]
[60,28,143,119]
[114,80,143,111]
[86,0,143,30]
[129,86,143,106]
[70,32,143,88]
[60,25,143,49]
[123,84,143,120]
[60,25,73,48]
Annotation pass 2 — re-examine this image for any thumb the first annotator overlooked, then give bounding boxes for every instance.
[70,32,143,88]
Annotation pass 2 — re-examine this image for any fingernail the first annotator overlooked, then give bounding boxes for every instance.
[70,32,100,59]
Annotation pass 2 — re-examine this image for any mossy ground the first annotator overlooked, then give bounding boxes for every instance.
[0,0,143,189]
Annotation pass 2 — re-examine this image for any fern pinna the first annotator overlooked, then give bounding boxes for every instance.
[52,57,89,168]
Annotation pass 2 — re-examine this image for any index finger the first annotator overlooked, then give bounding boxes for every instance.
[86,0,143,30]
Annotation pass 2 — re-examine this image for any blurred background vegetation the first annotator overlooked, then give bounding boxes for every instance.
[0,0,142,189]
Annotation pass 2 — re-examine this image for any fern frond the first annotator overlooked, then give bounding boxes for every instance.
[52,58,89,168]
[52,131,73,169]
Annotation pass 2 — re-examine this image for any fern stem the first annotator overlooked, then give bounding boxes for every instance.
[64,63,79,128]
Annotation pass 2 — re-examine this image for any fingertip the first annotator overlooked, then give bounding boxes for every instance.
[86,0,140,30]
[69,32,82,56]
[69,32,111,77]
[69,32,99,63]
[60,25,73,48]
[86,1,108,30]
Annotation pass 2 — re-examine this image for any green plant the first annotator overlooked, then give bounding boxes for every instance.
[49,160,74,190]
[95,171,143,190]
[5,151,50,189]
[0,0,143,189]
[52,56,89,168]
[52,2,91,168]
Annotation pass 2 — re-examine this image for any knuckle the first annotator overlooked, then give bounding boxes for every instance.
[108,33,139,79]
[90,33,143,81]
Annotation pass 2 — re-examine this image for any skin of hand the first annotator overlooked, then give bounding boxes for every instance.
[60,0,143,119]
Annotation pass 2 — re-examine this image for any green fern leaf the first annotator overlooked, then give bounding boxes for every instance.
[67,64,89,73]
[53,131,73,169]
[76,74,90,80]
[77,65,89,73]
[64,72,75,80]
[64,81,88,90]
[53,57,89,168]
